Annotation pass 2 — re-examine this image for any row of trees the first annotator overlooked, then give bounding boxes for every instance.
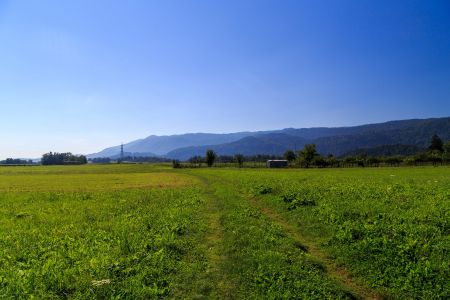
[174,150,220,168]
[186,153,280,165]
[89,157,111,163]
[282,134,450,168]
[174,151,282,168]
[0,158,33,165]
[89,156,171,164]
[175,134,450,168]
[41,152,87,165]
[175,150,281,168]
[185,150,219,167]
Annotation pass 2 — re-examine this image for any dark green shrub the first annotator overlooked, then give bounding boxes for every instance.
[281,192,316,210]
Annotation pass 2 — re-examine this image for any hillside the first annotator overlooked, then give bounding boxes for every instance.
[166,134,308,160]
[88,117,450,160]
[165,117,450,159]
[313,117,450,155]
[87,132,256,158]
[341,144,424,158]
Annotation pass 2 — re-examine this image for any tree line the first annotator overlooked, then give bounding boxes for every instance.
[284,134,449,168]
[284,134,450,167]
[89,156,172,164]
[41,152,87,165]
[175,134,450,168]
[0,158,34,165]
[173,151,284,168]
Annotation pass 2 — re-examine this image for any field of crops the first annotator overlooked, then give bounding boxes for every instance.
[0,164,448,298]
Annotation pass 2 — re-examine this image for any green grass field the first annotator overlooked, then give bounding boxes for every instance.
[0,165,448,299]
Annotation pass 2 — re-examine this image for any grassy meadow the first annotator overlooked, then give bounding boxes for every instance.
[0,164,448,299]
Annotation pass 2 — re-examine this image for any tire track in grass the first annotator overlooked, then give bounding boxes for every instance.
[195,175,234,299]
[247,196,384,300]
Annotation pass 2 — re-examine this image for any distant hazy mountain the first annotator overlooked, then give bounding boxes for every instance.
[165,117,450,159]
[166,134,309,160]
[88,117,450,160]
[87,132,256,158]
[107,152,158,160]
[312,117,450,155]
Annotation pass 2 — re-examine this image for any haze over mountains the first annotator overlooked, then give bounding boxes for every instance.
[88,117,450,160]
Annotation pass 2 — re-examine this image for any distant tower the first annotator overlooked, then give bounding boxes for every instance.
[120,143,124,161]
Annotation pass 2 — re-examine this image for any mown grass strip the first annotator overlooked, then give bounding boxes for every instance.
[0,172,196,192]
[194,175,235,299]
[190,171,357,299]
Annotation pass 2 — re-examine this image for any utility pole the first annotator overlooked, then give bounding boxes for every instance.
[120,143,124,163]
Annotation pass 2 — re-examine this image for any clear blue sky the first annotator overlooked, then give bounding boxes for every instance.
[1,0,449,158]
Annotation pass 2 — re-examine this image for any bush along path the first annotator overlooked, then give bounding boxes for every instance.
[188,171,360,299]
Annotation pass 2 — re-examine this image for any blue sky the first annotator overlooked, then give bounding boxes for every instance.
[0,0,449,158]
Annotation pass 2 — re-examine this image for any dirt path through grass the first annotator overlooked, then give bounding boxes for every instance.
[247,195,383,300]
[195,176,235,298]
[191,170,381,299]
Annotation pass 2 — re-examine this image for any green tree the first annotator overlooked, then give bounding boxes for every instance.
[443,141,450,163]
[205,149,216,167]
[326,154,338,167]
[367,157,381,167]
[429,134,443,152]
[234,154,244,168]
[172,160,181,168]
[444,141,450,153]
[384,156,402,166]
[312,155,327,168]
[189,155,203,167]
[283,149,296,162]
[297,144,318,168]
[428,151,443,166]
[41,152,87,165]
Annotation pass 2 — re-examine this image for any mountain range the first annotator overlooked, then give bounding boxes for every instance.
[88,117,450,160]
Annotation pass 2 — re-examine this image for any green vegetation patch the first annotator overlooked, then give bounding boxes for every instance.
[0,168,207,298]
[212,167,450,299]
[1,164,448,298]
[0,173,196,192]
